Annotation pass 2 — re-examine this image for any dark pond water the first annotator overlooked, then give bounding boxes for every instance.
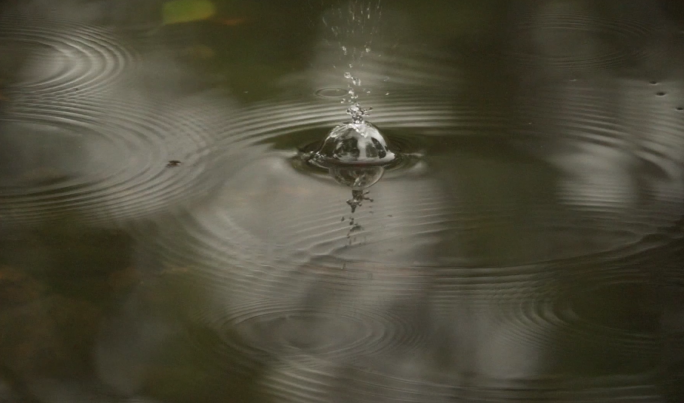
[2,0,684,401]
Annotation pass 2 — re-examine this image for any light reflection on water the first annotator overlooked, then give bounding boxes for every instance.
[1,0,684,402]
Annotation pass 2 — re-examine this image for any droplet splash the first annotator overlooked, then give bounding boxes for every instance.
[310,71,395,213]
[309,69,397,213]
[309,0,395,215]
[310,122,394,214]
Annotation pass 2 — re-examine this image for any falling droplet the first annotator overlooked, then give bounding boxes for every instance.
[347,189,374,213]
[344,72,353,79]
[365,47,371,53]
[341,46,347,55]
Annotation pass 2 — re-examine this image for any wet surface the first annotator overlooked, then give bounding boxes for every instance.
[1,0,684,402]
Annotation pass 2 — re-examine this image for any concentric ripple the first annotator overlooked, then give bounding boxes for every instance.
[0,17,223,223]
[256,356,662,403]
[0,21,136,100]
[0,93,225,223]
[186,300,426,366]
[508,79,684,258]
[486,235,684,375]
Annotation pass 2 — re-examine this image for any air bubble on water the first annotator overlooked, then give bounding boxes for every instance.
[312,122,394,168]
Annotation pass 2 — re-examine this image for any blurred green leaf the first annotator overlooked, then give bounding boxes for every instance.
[162,0,216,25]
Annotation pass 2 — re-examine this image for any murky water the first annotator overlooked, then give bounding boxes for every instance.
[1,0,684,402]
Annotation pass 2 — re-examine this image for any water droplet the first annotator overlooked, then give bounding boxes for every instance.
[344,72,352,79]
[365,47,371,53]
[385,92,390,95]
[341,46,347,55]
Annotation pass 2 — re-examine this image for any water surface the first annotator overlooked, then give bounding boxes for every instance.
[1,0,684,402]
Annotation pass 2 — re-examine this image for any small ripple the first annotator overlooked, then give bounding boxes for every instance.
[501,13,667,70]
[314,88,348,99]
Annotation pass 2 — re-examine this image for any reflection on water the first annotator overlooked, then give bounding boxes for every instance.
[1,0,684,402]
